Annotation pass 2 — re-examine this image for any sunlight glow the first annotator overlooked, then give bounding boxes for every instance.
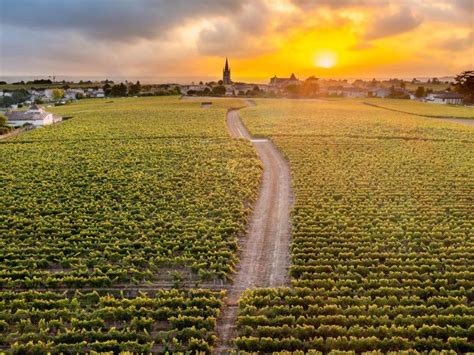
[314,51,337,68]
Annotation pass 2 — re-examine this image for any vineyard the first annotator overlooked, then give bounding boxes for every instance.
[0,97,260,352]
[236,99,474,352]
[0,289,223,353]
[362,98,474,119]
[1,96,473,353]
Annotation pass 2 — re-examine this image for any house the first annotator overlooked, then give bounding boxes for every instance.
[234,84,255,93]
[326,86,344,96]
[93,89,105,98]
[5,104,62,127]
[181,85,210,95]
[372,88,390,98]
[270,73,300,87]
[426,91,463,105]
[341,87,368,98]
[225,86,235,96]
[65,89,84,100]
[44,89,54,100]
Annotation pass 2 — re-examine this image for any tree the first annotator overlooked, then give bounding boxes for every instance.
[211,85,226,96]
[52,88,65,101]
[0,113,12,134]
[128,81,141,96]
[415,86,425,98]
[285,84,300,96]
[110,83,127,97]
[0,113,7,126]
[301,79,319,97]
[103,83,112,96]
[454,70,474,102]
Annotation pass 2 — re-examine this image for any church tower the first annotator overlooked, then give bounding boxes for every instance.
[223,57,231,85]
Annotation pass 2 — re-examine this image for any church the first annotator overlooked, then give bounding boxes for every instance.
[223,58,231,85]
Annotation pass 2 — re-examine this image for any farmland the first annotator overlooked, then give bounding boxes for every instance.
[363,98,474,119]
[1,289,224,353]
[236,99,473,352]
[1,96,473,353]
[0,97,260,352]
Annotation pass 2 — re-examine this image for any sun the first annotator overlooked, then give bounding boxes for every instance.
[314,51,337,68]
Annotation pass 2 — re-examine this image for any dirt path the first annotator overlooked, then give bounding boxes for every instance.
[214,108,293,354]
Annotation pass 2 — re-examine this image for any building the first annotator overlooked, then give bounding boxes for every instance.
[426,91,463,105]
[5,104,62,127]
[65,88,85,100]
[341,87,368,98]
[225,86,234,96]
[270,73,300,87]
[223,58,231,85]
[372,88,390,98]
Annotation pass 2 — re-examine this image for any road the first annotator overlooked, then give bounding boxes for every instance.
[214,108,293,354]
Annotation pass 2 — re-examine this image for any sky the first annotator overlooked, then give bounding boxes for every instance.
[0,0,473,83]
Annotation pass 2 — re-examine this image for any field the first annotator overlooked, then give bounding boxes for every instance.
[363,98,474,119]
[236,99,473,352]
[0,97,260,352]
[1,96,473,353]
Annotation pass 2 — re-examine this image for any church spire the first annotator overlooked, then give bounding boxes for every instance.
[223,57,231,85]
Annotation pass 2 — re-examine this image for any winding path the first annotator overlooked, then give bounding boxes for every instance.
[214,107,293,354]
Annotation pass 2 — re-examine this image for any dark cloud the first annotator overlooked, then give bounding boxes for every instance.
[0,0,248,41]
[196,0,271,56]
[364,6,422,40]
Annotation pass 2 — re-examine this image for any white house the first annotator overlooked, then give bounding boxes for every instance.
[65,88,85,100]
[341,87,368,98]
[44,89,55,100]
[426,91,463,105]
[225,86,235,96]
[372,88,390,98]
[93,89,105,98]
[5,104,62,127]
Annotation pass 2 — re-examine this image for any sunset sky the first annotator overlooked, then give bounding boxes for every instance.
[0,0,472,82]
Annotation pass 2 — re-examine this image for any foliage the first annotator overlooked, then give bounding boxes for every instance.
[0,97,261,287]
[212,85,226,96]
[454,70,474,102]
[415,86,425,98]
[128,81,142,96]
[0,289,224,352]
[237,98,474,352]
[0,89,29,107]
[111,83,128,97]
[52,88,65,101]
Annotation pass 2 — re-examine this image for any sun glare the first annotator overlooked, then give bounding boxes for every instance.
[314,51,337,68]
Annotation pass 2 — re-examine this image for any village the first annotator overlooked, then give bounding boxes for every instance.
[0,59,471,129]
